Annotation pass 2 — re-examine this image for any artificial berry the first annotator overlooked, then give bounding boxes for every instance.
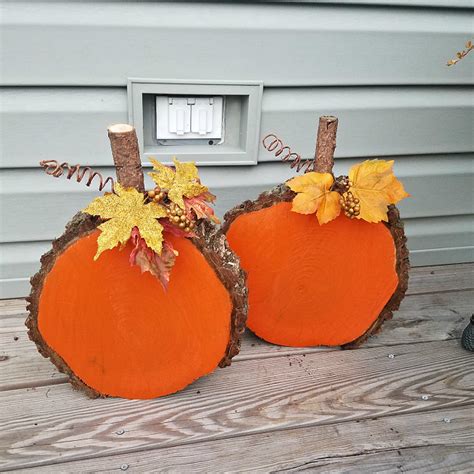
[340,191,360,219]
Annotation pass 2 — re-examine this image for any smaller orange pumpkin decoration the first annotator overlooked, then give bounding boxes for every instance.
[223,116,409,348]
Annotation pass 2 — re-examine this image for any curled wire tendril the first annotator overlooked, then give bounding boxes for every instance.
[262,134,314,173]
[39,160,115,192]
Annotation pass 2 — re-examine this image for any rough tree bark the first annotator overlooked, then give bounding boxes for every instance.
[107,123,145,192]
[313,115,338,173]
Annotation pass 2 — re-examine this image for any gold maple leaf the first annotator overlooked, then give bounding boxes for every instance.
[83,183,167,260]
[148,157,208,209]
[348,159,409,223]
[287,172,341,225]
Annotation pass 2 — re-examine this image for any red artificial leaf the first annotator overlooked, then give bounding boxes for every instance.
[185,193,220,224]
[201,190,217,203]
[129,227,178,290]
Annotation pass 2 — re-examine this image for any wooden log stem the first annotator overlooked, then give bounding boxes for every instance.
[313,116,338,174]
[107,124,145,192]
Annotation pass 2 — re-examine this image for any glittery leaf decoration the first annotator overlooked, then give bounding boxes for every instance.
[149,158,208,209]
[148,159,175,191]
[83,183,167,259]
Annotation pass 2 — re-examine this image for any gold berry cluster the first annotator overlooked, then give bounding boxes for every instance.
[145,186,195,233]
[166,203,195,233]
[340,191,360,218]
[146,186,166,203]
[337,176,360,219]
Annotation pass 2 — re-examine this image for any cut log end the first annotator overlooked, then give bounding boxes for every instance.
[223,184,409,348]
[26,214,247,399]
[108,123,135,134]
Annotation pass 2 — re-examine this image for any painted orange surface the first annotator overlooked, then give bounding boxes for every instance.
[38,230,232,399]
[226,202,398,347]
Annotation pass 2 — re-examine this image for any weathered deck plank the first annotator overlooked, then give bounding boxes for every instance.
[22,447,474,473]
[1,289,472,391]
[404,263,473,295]
[13,406,473,473]
[0,339,472,470]
[286,446,474,473]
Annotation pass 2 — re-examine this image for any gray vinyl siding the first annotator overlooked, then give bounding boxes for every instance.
[0,1,473,298]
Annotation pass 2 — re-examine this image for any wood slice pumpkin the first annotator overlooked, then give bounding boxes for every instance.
[223,117,409,349]
[26,125,247,399]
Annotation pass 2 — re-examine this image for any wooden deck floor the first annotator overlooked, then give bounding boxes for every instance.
[0,263,473,472]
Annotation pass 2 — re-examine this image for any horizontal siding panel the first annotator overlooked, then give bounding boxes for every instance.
[0,242,49,280]
[410,247,474,266]
[281,1,473,6]
[0,88,128,168]
[0,278,30,299]
[406,215,474,251]
[261,87,474,161]
[1,87,472,168]
[0,241,50,299]
[0,156,472,243]
[14,1,469,8]
[2,216,472,298]
[82,1,474,8]
[1,3,472,86]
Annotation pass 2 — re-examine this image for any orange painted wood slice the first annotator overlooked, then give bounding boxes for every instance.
[224,186,409,348]
[27,214,247,399]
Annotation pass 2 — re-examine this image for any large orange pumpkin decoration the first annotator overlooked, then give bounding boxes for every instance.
[26,124,247,399]
[223,116,409,348]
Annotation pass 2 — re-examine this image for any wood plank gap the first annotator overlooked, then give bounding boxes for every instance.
[272,444,474,473]
[405,287,474,297]
[235,335,465,362]
[0,378,67,393]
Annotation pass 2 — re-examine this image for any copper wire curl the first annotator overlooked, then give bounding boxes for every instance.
[39,160,115,192]
[262,134,314,173]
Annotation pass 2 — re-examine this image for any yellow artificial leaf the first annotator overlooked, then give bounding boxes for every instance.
[170,159,208,208]
[148,157,208,209]
[287,172,341,225]
[83,183,167,260]
[348,159,409,223]
[148,158,175,190]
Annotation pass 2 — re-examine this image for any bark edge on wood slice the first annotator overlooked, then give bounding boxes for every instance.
[222,182,409,349]
[26,213,248,398]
